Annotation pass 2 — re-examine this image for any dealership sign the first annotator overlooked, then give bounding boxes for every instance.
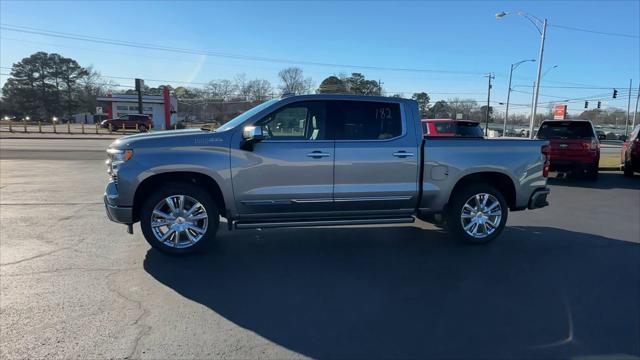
[553,104,567,120]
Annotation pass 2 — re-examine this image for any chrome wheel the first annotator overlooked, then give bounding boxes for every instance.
[150,195,208,248]
[460,193,502,239]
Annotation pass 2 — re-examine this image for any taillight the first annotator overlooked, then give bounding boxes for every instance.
[581,139,599,151]
[541,144,550,177]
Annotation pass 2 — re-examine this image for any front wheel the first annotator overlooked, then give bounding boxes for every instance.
[138,124,147,132]
[446,184,508,244]
[140,183,219,255]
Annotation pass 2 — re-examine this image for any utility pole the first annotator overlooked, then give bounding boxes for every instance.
[633,82,639,129]
[135,78,144,115]
[378,78,384,96]
[484,73,495,136]
[625,78,632,135]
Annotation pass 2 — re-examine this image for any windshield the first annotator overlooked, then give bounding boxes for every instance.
[214,99,278,132]
[537,121,595,140]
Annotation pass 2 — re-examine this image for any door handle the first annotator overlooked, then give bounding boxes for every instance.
[306,151,331,158]
[393,151,414,158]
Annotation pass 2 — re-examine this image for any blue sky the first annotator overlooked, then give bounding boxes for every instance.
[1,0,639,115]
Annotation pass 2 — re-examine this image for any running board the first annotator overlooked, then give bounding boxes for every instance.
[234,217,415,230]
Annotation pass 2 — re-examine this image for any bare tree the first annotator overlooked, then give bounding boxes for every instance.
[247,79,272,101]
[206,79,235,100]
[447,98,477,119]
[278,67,313,95]
[233,74,252,100]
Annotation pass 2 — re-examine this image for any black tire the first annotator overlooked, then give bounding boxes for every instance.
[138,124,147,132]
[585,163,599,181]
[446,183,508,244]
[140,182,219,255]
[623,160,634,177]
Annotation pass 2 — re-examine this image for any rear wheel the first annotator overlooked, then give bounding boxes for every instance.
[624,160,634,177]
[585,163,599,181]
[140,182,219,255]
[446,184,508,244]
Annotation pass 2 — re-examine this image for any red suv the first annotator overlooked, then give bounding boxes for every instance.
[101,114,152,132]
[421,119,484,137]
[536,120,600,180]
[621,124,640,177]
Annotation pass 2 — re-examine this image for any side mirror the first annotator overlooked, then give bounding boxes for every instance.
[242,126,264,142]
[241,126,264,151]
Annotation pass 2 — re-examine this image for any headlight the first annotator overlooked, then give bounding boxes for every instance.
[106,148,133,175]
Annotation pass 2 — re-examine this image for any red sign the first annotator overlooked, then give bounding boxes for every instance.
[553,104,567,120]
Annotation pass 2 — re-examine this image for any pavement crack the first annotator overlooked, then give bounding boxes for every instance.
[0,246,73,266]
[105,270,151,359]
[1,266,137,277]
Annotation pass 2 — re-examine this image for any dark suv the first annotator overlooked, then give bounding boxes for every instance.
[621,124,640,177]
[101,114,152,132]
[536,120,600,180]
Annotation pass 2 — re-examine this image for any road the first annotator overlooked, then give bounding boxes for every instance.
[1,138,639,359]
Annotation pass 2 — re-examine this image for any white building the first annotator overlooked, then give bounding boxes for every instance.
[96,89,178,130]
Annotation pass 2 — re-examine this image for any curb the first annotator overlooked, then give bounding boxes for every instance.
[599,167,620,171]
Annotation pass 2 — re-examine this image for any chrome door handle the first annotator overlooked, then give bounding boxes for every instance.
[306,151,331,158]
[393,151,414,158]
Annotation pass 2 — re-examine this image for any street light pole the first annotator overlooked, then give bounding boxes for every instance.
[496,11,548,139]
[530,18,548,139]
[504,59,535,136]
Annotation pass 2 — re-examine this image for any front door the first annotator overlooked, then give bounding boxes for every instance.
[231,101,334,218]
[331,100,419,214]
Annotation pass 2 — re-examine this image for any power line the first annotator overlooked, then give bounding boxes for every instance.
[549,23,640,39]
[0,23,487,76]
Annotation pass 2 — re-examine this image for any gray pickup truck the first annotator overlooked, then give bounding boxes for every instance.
[105,94,550,255]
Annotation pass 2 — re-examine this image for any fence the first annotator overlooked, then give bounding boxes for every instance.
[0,121,219,136]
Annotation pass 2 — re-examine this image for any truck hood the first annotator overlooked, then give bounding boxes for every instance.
[109,128,229,150]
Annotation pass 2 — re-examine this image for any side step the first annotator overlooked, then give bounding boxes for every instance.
[234,217,415,230]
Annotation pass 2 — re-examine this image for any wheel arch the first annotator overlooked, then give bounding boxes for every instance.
[448,171,517,210]
[132,171,227,223]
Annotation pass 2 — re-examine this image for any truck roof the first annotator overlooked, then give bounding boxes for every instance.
[280,94,416,104]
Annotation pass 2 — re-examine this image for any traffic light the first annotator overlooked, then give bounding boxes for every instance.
[584,101,589,108]
[597,101,601,109]
[613,89,618,98]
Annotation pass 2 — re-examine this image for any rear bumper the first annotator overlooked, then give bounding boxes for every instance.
[549,159,597,171]
[528,188,550,209]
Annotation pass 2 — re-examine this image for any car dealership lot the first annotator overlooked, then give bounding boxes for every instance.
[1,139,639,359]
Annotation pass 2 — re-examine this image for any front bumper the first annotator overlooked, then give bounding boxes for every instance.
[528,188,550,209]
[104,195,133,224]
[104,180,132,224]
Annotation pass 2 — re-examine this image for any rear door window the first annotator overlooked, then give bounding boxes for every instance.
[331,101,402,140]
[537,121,595,139]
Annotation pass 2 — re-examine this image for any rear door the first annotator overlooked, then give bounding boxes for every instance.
[331,100,419,214]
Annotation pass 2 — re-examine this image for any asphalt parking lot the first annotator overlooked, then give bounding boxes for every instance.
[1,137,639,359]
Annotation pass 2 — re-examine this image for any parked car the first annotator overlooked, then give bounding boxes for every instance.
[421,119,484,137]
[536,120,600,180]
[104,95,550,255]
[100,114,152,132]
[621,124,640,177]
[596,130,606,141]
